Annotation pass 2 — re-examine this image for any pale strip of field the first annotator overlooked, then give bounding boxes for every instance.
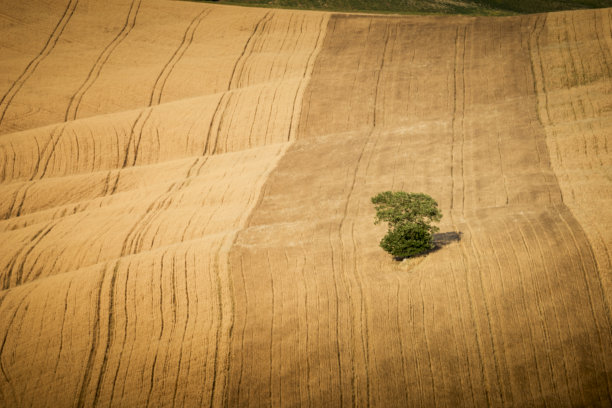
[0,0,328,135]
[0,81,308,183]
[0,144,290,287]
[0,1,328,187]
[0,141,293,406]
[0,0,328,406]
[227,11,612,406]
[0,0,71,93]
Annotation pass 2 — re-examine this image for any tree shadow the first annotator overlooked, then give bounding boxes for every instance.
[432,231,462,248]
[393,231,462,262]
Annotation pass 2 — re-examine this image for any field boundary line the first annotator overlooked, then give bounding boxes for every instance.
[212,141,292,406]
[528,11,612,347]
[289,13,330,141]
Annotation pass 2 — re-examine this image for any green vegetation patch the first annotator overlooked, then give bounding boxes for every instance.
[372,191,443,260]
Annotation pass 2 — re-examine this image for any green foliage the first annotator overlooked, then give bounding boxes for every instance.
[379,223,436,259]
[372,191,442,259]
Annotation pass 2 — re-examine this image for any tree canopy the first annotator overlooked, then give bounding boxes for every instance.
[371,191,442,259]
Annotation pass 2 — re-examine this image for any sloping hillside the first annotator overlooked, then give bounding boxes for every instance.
[0,0,610,406]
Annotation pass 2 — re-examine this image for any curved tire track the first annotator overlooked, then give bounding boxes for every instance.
[149,9,210,106]
[64,0,142,122]
[0,0,79,128]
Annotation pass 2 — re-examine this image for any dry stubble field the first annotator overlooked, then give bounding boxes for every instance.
[0,0,610,406]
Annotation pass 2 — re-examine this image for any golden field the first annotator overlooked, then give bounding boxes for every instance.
[0,0,610,406]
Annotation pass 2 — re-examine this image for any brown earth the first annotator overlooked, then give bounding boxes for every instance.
[0,0,610,406]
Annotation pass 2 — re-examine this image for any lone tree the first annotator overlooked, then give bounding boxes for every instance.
[371,191,442,259]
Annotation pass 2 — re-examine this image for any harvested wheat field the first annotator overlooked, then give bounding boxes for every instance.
[0,0,611,406]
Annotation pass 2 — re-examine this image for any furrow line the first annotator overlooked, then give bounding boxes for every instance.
[64,0,142,122]
[298,251,312,407]
[464,223,505,405]
[288,14,329,141]
[203,93,230,156]
[90,261,120,407]
[27,125,64,182]
[75,266,106,408]
[170,252,191,408]
[2,222,55,289]
[11,183,33,218]
[4,182,29,220]
[207,238,229,408]
[449,262,478,406]
[459,25,467,215]
[0,293,30,406]
[515,218,558,397]
[405,288,425,403]
[201,11,273,152]
[216,142,293,405]
[149,9,210,107]
[37,125,67,180]
[450,26,461,210]
[501,218,548,400]
[267,251,275,406]
[557,210,612,396]
[145,254,167,408]
[486,234,517,404]
[528,214,575,402]
[530,15,552,127]
[395,278,411,405]
[495,131,510,205]
[418,276,437,406]
[0,0,79,127]
[593,11,612,77]
[131,108,154,167]
[372,22,391,128]
[228,12,272,91]
[450,214,493,406]
[327,224,345,406]
[108,261,132,406]
[232,255,249,406]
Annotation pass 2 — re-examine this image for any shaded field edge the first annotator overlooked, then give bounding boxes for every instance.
[174,0,517,16]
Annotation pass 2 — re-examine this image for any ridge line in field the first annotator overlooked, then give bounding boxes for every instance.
[526,12,612,340]
[0,141,288,188]
[208,140,292,405]
[288,13,330,141]
[0,77,315,139]
[0,138,292,292]
[217,14,329,401]
[0,229,246,296]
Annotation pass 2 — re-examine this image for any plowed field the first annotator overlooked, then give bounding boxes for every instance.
[0,0,610,406]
